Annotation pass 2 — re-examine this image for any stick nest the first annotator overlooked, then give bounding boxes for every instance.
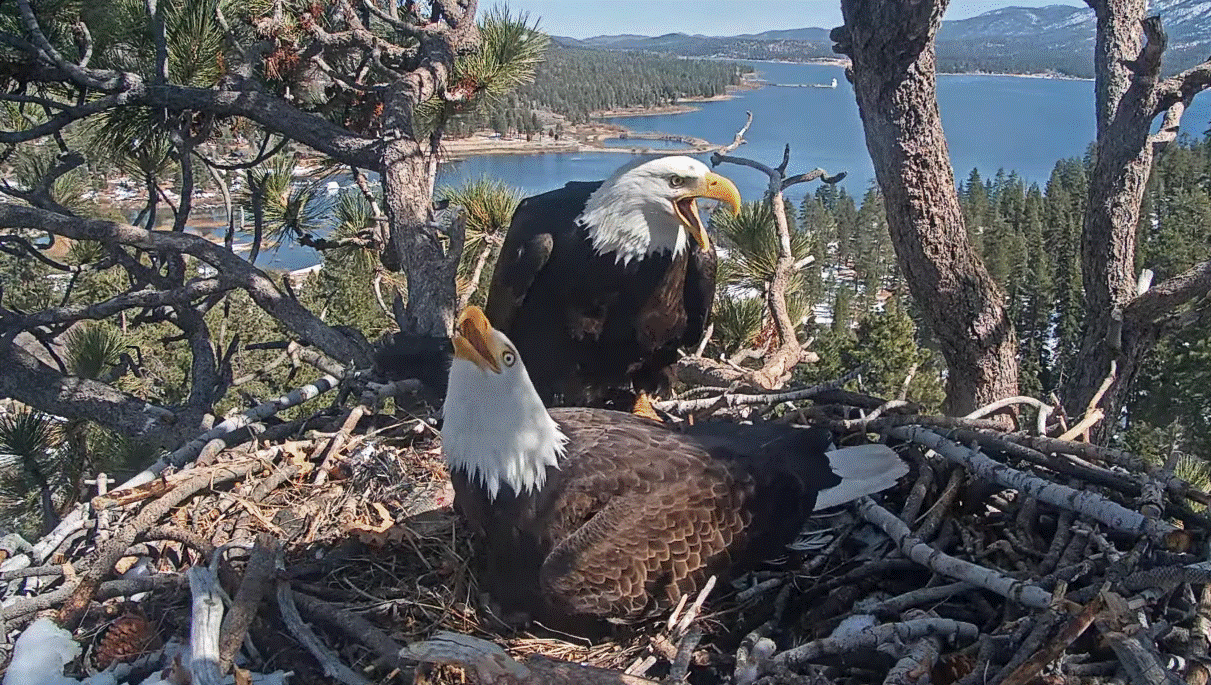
[1,392,1209,685]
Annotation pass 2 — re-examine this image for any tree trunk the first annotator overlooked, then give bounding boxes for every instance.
[1091,0,1148,140]
[835,0,1019,416]
[1064,7,1169,439]
[381,137,462,337]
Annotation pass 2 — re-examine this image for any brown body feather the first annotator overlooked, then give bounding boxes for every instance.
[451,408,841,637]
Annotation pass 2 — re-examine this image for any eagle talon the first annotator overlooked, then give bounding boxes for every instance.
[632,391,663,422]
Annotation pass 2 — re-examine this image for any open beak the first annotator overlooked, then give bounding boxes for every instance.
[674,171,741,253]
[452,305,501,373]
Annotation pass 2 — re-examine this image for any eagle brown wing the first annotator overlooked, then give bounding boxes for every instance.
[681,239,717,350]
[485,181,602,333]
[539,409,752,621]
[484,228,554,334]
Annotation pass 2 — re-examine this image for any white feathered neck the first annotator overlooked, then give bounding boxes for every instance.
[576,156,710,265]
[441,348,568,501]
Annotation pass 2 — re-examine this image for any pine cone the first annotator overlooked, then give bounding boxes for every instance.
[96,613,161,669]
[933,652,975,685]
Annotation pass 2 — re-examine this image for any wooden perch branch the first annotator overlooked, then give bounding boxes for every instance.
[706,115,845,389]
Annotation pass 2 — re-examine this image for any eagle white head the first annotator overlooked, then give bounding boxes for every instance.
[576,155,742,265]
[441,305,567,500]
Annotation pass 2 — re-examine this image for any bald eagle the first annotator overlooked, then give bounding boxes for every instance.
[484,155,742,416]
[443,306,909,636]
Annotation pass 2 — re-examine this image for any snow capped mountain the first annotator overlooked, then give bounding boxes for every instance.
[559,2,1211,78]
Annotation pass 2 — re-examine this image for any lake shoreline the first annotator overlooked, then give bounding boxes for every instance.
[437,64,1093,160]
[440,75,763,159]
[742,56,1091,81]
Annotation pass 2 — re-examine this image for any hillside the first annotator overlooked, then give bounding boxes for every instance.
[555,1,1211,78]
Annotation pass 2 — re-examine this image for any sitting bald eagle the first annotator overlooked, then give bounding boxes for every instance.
[484,155,742,417]
[442,306,908,637]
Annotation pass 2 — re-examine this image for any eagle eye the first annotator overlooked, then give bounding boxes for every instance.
[668,175,685,188]
[501,349,517,367]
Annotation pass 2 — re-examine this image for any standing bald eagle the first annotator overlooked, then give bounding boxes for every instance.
[443,306,908,636]
[485,155,742,416]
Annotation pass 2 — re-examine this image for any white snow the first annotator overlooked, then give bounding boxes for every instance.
[3,617,81,685]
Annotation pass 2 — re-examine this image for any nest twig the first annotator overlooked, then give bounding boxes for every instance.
[1,373,1208,685]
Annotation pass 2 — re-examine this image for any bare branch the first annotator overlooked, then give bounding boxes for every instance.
[4,278,234,331]
[276,579,374,685]
[1153,56,1211,118]
[0,204,372,367]
[655,366,864,414]
[0,336,186,448]
[139,85,384,170]
[885,425,1180,542]
[14,0,130,91]
[855,495,1053,609]
[1124,258,1211,326]
[771,615,979,670]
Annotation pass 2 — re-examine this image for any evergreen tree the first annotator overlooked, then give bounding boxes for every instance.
[1015,184,1054,396]
[1043,159,1088,380]
[853,184,891,313]
[798,193,836,311]
[833,188,859,266]
[960,168,989,252]
[801,299,945,412]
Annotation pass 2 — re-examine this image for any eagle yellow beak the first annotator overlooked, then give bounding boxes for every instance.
[453,305,501,374]
[675,171,741,253]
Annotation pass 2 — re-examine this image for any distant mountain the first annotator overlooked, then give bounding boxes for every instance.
[939,5,1092,39]
[553,1,1211,78]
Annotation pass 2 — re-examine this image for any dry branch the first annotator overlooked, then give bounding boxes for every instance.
[772,617,979,670]
[218,533,280,674]
[58,458,267,627]
[187,566,226,685]
[999,594,1103,685]
[121,374,341,490]
[403,632,662,685]
[655,366,863,414]
[885,425,1179,542]
[857,497,1053,609]
[276,579,375,685]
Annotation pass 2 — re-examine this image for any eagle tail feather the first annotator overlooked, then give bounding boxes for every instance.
[812,444,908,511]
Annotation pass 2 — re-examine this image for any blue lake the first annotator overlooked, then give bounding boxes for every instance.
[440,61,1211,200]
[262,60,1211,270]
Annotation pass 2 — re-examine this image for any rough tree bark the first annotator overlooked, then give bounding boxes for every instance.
[1064,4,1211,440]
[834,0,1019,416]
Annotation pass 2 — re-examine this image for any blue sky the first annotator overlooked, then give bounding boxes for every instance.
[499,1,1087,39]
